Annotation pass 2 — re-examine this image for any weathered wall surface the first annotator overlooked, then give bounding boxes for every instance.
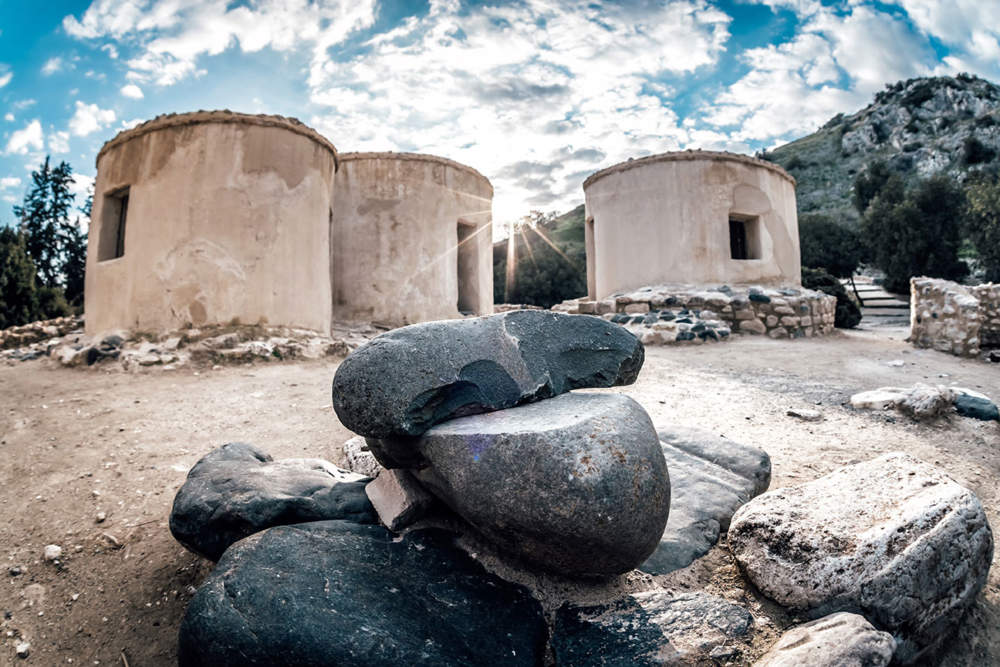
[85,112,337,335]
[910,277,1000,357]
[582,151,800,300]
[331,153,493,326]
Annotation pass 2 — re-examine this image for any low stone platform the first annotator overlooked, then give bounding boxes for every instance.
[554,284,837,344]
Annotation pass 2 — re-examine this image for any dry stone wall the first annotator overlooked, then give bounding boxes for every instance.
[554,284,836,345]
[910,277,1000,357]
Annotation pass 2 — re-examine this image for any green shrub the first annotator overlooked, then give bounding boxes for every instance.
[801,267,861,329]
[965,173,1000,282]
[799,214,862,278]
[0,227,39,329]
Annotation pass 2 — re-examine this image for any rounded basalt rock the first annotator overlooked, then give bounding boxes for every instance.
[331,311,644,465]
[412,392,669,577]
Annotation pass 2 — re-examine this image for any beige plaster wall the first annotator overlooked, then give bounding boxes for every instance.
[84,113,337,336]
[331,153,494,326]
[582,151,800,300]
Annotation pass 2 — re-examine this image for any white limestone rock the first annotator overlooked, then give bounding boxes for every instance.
[728,452,993,664]
[365,468,434,531]
[753,612,895,667]
[342,436,383,478]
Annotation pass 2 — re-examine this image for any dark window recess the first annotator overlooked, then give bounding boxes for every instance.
[98,187,130,261]
[729,218,749,260]
[456,221,479,314]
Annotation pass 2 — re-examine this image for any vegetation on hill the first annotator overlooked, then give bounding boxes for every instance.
[765,74,1000,226]
[492,206,586,308]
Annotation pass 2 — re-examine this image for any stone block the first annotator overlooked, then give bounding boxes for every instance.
[738,319,766,335]
[365,468,434,531]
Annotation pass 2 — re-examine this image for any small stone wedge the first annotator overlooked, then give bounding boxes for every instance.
[169,442,376,561]
[412,392,669,577]
[728,452,993,664]
[178,521,547,666]
[331,311,644,458]
[640,427,770,574]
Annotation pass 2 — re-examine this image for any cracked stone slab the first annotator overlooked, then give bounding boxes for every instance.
[178,521,547,666]
[412,392,669,577]
[728,452,993,664]
[169,442,376,561]
[551,590,753,666]
[640,427,770,575]
[753,612,895,667]
[331,311,643,466]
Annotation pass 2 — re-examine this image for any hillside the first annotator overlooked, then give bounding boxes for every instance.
[766,74,1000,223]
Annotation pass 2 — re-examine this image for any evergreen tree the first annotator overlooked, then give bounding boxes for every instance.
[11,157,88,307]
[0,227,40,328]
[861,172,968,293]
[852,160,894,215]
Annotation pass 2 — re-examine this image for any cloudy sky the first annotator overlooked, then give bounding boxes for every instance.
[1,0,998,231]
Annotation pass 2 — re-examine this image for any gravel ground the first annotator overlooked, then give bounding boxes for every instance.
[1,325,997,665]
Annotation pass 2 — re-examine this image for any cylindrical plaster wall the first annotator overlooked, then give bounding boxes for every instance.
[84,111,337,335]
[583,151,800,300]
[331,152,493,326]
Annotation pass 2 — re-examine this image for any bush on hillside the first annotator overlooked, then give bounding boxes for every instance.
[798,214,863,279]
[965,173,1000,282]
[801,267,862,329]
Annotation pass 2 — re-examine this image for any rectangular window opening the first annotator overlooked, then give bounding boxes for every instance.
[98,187,130,261]
[456,221,479,315]
[729,215,760,260]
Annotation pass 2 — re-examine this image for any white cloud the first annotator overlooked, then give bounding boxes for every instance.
[2,195,16,204]
[1,176,21,189]
[701,4,934,144]
[4,120,44,155]
[120,83,144,99]
[307,0,731,224]
[887,0,1000,80]
[119,118,143,130]
[4,113,13,122]
[101,43,118,59]
[49,130,71,153]
[64,0,379,86]
[69,101,116,136]
[0,71,10,88]
[42,57,64,75]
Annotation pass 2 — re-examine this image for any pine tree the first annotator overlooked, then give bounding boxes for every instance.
[12,157,88,306]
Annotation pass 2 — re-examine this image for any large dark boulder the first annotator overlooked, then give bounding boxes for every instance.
[332,311,644,464]
[412,393,670,577]
[178,521,547,666]
[552,591,754,666]
[169,442,376,561]
[641,427,770,574]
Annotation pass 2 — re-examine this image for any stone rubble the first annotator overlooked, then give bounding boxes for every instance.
[553,283,837,344]
[729,452,994,664]
[364,468,434,531]
[0,317,374,370]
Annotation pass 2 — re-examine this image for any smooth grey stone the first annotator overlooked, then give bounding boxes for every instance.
[169,442,376,561]
[331,311,644,454]
[552,590,753,666]
[641,427,770,574]
[413,392,669,577]
[728,452,994,664]
[753,612,895,667]
[954,392,999,421]
[178,521,546,667]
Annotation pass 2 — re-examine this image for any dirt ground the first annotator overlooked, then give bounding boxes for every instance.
[1,324,998,666]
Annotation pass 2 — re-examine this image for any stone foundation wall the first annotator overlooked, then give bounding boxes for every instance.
[910,277,1000,357]
[553,284,836,345]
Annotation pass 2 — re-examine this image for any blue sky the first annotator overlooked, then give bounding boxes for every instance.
[1,0,998,230]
